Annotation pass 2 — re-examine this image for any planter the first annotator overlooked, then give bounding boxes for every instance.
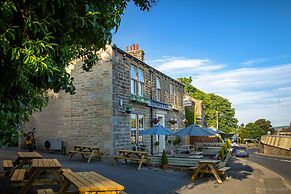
[160,164,168,170]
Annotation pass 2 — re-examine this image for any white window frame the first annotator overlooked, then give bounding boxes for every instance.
[130,65,137,95]
[156,77,161,101]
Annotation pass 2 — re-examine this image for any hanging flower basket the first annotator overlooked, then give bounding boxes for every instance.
[152,117,160,124]
[182,119,188,125]
[169,118,177,125]
[125,106,133,114]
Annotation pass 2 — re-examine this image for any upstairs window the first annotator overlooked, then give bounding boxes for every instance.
[156,77,161,101]
[170,84,178,105]
[130,66,137,95]
[138,69,144,96]
[130,65,144,96]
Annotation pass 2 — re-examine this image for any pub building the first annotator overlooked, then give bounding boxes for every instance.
[22,44,185,157]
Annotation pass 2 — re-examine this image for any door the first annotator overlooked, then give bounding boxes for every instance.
[156,114,165,153]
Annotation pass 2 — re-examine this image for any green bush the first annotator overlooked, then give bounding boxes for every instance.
[167,139,172,144]
[161,150,168,165]
[219,144,228,161]
[154,141,160,146]
[226,139,231,149]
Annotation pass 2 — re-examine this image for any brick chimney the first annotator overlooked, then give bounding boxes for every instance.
[125,43,145,61]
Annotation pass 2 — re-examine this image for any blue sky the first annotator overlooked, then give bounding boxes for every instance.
[112,0,291,126]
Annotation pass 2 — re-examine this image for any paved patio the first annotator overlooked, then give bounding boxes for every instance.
[0,147,190,194]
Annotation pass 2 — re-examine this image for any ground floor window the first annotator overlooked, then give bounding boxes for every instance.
[130,114,144,144]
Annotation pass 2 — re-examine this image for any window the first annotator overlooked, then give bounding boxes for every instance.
[130,113,144,144]
[138,69,144,96]
[130,65,144,96]
[156,77,161,101]
[130,66,137,95]
[138,115,144,142]
[170,84,178,105]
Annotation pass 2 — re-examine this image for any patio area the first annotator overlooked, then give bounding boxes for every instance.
[0,147,190,194]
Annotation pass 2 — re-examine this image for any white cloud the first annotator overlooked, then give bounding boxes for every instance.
[241,55,290,65]
[241,57,271,65]
[149,55,291,126]
[147,56,225,74]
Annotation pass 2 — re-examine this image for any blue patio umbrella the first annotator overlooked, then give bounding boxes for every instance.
[175,124,218,137]
[140,124,173,154]
[140,124,173,136]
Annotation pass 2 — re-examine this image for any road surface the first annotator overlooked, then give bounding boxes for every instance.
[247,149,291,184]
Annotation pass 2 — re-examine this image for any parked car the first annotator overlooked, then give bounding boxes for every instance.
[231,146,249,157]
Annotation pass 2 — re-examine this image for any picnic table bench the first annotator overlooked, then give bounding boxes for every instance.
[58,170,125,194]
[113,150,149,170]
[16,158,63,194]
[68,145,103,163]
[189,159,230,184]
[3,151,43,177]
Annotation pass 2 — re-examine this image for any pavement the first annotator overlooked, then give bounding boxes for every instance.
[177,151,291,194]
[0,147,290,194]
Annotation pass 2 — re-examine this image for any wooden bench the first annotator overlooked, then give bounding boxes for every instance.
[218,167,231,174]
[113,156,147,162]
[59,171,125,193]
[3,160,14,170]
[3,160,14,176]
[149,156,200,167]
[10,169,26,182]
[68,145,103,162]
[37,189,54,194]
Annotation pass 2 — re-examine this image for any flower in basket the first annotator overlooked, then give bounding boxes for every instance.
[182,119,188,125]
[152,117,160,124]
[125,106,133,114]
[169,118,177,125]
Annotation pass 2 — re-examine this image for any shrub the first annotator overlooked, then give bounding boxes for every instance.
[161,150,168,165]
[226,139,231,149]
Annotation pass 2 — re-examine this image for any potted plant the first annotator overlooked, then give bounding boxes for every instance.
[167,139,172,144]
[154,141,160,146]
[160,150,169,170]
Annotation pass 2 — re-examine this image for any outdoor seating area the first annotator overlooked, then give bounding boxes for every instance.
[113,149,149,170]
[2,151,125,194]
[67,145,103,163]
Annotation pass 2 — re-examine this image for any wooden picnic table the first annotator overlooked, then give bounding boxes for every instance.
[190,159,228,184]
[58,170,125,194]
[113,150,149,170]
[15,151,43,166]
[18,158,63,194]
[178,145,196,154]
[68,145,103,163]
[4,151,43,177]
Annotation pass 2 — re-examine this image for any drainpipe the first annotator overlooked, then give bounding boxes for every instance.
[150,69,154,155]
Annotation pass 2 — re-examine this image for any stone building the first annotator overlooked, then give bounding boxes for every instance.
[22,44,185,156]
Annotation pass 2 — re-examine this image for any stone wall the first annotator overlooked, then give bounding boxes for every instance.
[22,59,114,156]
[111,47,185,154]
[260,135,291,157]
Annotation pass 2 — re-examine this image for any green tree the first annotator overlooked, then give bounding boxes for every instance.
[255,119,274,134]
[178,77,238,133]
[0,0,155,146]
[239,122,266,140]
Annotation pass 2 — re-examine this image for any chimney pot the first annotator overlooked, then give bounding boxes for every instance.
[126,47,128,52]
[133,44,135,51]
[136,44,139,51]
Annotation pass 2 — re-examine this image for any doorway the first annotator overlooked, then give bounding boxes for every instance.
[156,114,165,153]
